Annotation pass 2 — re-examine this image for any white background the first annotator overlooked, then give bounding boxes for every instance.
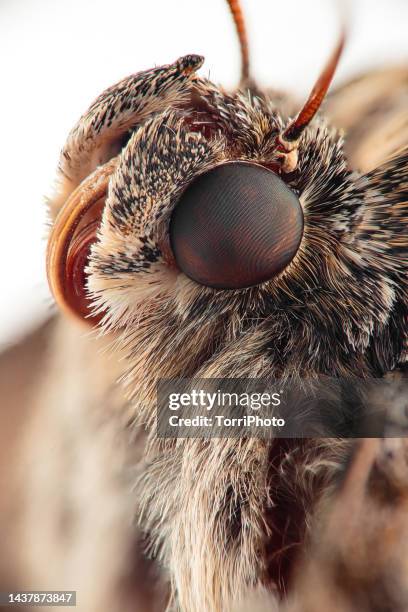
[0,0,407,348]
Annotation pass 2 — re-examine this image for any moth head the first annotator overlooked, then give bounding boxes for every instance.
[46,0,343,321]
[46,0,407,399]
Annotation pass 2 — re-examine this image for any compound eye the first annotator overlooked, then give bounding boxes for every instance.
[169,161,304,289]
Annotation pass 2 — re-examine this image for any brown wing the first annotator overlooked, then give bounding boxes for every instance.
[325,66,408,172]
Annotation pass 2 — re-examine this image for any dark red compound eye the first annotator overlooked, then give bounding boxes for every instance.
[169,161,304,289]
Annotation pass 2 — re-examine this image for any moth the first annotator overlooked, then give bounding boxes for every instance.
[1,1,407,611]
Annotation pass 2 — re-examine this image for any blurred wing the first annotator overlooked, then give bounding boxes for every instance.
[325,66,408,171]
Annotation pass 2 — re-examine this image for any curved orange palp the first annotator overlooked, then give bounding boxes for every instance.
[46,158,118,324]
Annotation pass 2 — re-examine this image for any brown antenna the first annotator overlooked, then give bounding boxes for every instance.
[282,29,346,143]
[225,0,250,84]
